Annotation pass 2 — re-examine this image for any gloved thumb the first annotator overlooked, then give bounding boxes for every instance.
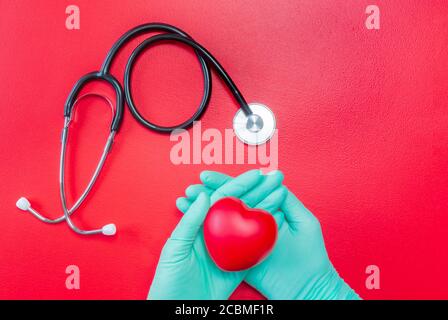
[170,192,210,241]
[281,189,317,231]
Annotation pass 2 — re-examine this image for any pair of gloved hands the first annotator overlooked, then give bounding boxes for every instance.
[148,169,360,300]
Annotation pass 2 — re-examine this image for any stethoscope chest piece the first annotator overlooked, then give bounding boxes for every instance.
[233,103,276,145]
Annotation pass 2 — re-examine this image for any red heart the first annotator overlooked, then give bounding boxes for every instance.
[203,197,278,271]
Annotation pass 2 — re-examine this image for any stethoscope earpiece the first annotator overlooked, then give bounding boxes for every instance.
[16,197,31,211]
[102,224,117,236]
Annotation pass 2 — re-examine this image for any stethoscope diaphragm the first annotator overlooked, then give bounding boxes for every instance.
[233,103,276,145]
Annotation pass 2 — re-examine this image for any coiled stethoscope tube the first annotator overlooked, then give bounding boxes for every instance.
[16,22,276,236]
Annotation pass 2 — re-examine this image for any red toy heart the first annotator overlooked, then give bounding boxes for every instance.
[203,197,278,271]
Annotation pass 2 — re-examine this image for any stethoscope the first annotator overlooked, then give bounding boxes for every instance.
[16,23,276,236]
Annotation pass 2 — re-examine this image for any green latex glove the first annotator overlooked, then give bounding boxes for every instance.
[178,171,361,300]
[148,169,287,300]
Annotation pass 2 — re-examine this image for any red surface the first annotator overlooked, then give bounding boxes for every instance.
[0,1,447,299]
[204,197,277,271]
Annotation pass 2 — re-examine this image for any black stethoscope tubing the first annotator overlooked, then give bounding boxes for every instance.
[64,22,252,134]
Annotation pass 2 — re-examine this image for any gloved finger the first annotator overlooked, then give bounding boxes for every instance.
[241,170,284,207]
[201,170,284,208]
[182,171,284,212]
[177,185,287,229]
[178,187,287,222]
[209,169,262,204]
[254,186,287,229]
[176,197,192,214]
[273,211,285,229]
[177,185,213,214]
[281,188,316,228]
[171,193,210,240]
[200,171,232,190]
[253,185,287,214]
[185,184,213,198]
[179,169,277,211]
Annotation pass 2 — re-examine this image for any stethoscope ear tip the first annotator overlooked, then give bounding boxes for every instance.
[16,197,31,211]
[102,223,117,236]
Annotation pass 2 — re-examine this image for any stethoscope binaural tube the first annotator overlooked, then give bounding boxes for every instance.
[17,22,272,237]
[16,93,118,235]
[59,116,117,236]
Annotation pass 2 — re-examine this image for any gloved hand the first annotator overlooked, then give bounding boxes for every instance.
[178,171,361,300]
[148,169,287,300]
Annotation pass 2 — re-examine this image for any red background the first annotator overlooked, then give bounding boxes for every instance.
[1,1,447,299]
